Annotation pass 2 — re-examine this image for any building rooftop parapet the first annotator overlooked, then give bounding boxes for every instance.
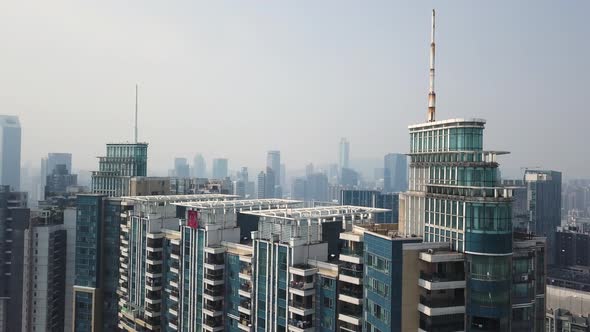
[408,118,486,130]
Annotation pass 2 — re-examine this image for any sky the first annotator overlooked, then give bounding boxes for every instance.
[1,1,589,178]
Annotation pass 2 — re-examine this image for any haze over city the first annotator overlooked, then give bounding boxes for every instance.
[2,0,589,178]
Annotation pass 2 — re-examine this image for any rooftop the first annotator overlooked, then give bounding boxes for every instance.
[121,194,237,203]
[241,205,389,221]
[172,198,302,210]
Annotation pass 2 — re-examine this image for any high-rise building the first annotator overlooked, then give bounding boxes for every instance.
[524,169,562,264]
[234,167,249,198]
[383,153,408,193]
[306,172,329,202]
[212,158,228,179]
[174,157,190,178]
[21,211,67,332]
[511,232,547,331]
[91,143,148,197]
[340,168,358,187]
[46,153,72,177]
[257,171,266,199]
[45,164,78,197]
[0,115,21,190]
[72,194,125,331]
[0,186,28,332]
[546,266,590,331]
[192,154,207,178]
[555,226,590,267]
[115,194,242,331]
[266,150,281,184]
[305,163,314,177]
[339,138,350,172]
[398,10,546,331]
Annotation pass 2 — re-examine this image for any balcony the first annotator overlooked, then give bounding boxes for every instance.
[169,262,179,274]
[203,302,223,316]
[418,271,466,291]
[146,265,163,278]
[204,253,225,270]
[288,315,314,332]
[340,246,364,264]
[339,303,363,326]
[289,264,318,277]
[238,299,252,314]
[146,277,162,291]
[340,263,363,285]
[289,298,314,316]
[169,303,179,316]
[203,317,223,332]
[145,291,161,304]
[239,282,252,298]
[418,295,465,316]
[168,290,179,302]
[145,303,161,317]
[238,315,253,331]
[203,286,224,301]
[339,321,362,332]
[204,270,224,286]
[239,266,252,280]
[168,318,178,330]
[339,285,363,305]
[146,252,163,265]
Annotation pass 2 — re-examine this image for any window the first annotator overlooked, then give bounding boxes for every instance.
[323,297,333,309]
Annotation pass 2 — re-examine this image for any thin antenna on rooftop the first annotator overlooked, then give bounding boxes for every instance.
[427,9,436,122]
[135,84,138,143]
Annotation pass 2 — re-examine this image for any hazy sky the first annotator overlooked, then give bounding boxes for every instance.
[2,1,588,178]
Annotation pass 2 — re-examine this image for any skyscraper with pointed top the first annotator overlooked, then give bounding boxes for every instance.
[91,86,148,197]
[398,10,546,331]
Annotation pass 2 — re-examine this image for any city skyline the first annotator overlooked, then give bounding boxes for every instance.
[3,1,589,177]
[0,3,587,331]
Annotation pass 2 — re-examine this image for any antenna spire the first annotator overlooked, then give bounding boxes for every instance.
[134,84,138,143]
[427,9,436,122]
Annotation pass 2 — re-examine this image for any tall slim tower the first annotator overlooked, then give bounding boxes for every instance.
[339,138,350,171]
[0,115,21,190]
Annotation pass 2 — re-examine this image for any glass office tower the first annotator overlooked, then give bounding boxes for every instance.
[400,118,514,331]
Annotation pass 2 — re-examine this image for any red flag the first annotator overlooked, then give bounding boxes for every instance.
[187,210,199,229]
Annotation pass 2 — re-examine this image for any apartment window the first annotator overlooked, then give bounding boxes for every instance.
[323,297,333,309]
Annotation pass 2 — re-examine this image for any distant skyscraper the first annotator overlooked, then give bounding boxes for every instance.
[306,172,329,202]
[340,189,399,224]
[46,153,72,176]
[192,153,207,178]
[524,169,562,264]
[338,138,349,171]
[257,171,266,199]
[212,158,228,179]
[91,143,148,197]
[0,115,21,190]
[280,163,286,188]
[305,163,314,177]
[45,164,78,197]
[174,157,190,178]
[239,167,249,183]
[256,168,276,199]
[266,151,281,194]
[340,167,358,187]
[383,153,408,193]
